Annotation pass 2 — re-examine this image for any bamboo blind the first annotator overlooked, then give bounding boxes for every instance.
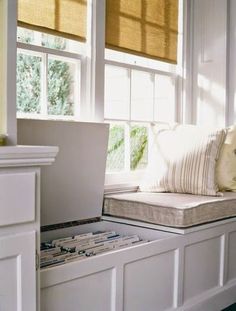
[106,0,179,63]
[18,0,87,42]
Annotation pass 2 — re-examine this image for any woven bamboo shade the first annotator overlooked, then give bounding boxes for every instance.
[18,0,87,42]
[106,0,179,63]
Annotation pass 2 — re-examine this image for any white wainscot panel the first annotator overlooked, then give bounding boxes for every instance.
[123,250,176,311]
[183,236,221,303]
[0,172,35,226]
[41,268,114,311]
[227,231,236,283]
[0,232,36,311]
[0,257,18,311]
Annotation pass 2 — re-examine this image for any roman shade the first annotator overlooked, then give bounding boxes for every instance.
[106,0,179,64]
[18,0,87,42]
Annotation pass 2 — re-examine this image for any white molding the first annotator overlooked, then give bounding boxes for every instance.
[182,0,194,124]
[226,0,236,126]
[2,0,17,145]
[17,42,82,60]
[84,0,105,122]
[105,59,177,77]
[0,145,58,167]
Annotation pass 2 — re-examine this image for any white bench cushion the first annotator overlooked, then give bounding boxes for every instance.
[103,192,236,228]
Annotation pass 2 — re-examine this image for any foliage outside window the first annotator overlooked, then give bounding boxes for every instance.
[17,28,81,118]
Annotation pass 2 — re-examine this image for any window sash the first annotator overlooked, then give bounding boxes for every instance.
[16,45,81,119]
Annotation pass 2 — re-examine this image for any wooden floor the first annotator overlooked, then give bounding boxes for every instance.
[222,303,236,311]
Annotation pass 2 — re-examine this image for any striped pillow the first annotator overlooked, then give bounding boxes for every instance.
[139,124,226,196]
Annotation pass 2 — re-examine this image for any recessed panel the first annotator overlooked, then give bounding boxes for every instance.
[183,237,221,302]
[0,257,18,311]
[41,268,114,311]
[124,251,175,311]
[227,231,236,282]
[0,172,35,226]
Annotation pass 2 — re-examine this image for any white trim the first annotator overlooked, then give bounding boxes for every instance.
[181,0,194,124]
[17,42,82,60]
[3,0,17,145]
[0,145,58,167]
[105,59,178,77]
[85,0,105,122]
[226,0,235,126]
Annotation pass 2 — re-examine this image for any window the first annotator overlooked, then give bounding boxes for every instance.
[104,0,180,181]
[17,28,82,119]
[17,0,86,119]
[16,0,182,186]
[104,57,177,176]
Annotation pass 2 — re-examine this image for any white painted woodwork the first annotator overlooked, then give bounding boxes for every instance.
[0,146,58,311]
[227,231,236,282]
[17,120,236,310]
[40,219,236,311]
[0,0,17,144]
[0,232,36,311]
[123,250,176,311]
[228,0,236,125]
[84,0,106,122]
[191,0,227,127]
[0,172,35,226]
[0,145,58,167]
[183,236,221,302]
[41,268,114,311]
[17,119,109,226]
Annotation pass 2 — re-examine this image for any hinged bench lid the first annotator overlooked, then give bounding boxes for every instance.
[18,119,109,226]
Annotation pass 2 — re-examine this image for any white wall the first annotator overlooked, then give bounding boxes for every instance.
[189,0,227,128]
[228,0,236,125]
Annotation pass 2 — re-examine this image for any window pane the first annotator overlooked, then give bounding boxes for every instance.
[17,52,41,113]
[130,124,148,171]
[105,65,130,120]
[154,74,176,122]
[48,57,78,116]
[42,33,67,50]
[17,27,84,54]
[17,27,34,44]
[131,70,154,121]
[106,123,125,172]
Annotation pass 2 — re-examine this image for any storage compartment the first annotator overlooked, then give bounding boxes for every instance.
[40,220,236,311]
[41,221,178,311]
